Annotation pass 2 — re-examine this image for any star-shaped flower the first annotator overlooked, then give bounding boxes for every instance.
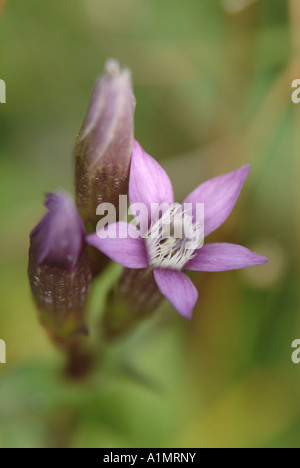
[87,140,268,318]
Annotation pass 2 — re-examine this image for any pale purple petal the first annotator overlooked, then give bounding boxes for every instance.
[78,60,135,170]
[153,269,198,319]
[30,192,86,272]
[185,243,268,272]
[86,222,149,269]
[184,166,250,237]
[129,140,174,228]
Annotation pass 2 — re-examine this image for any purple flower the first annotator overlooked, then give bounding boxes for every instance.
[87,140,268,319]
[30,192,86,272]
[75,59,136,227]
[29,192,92,339]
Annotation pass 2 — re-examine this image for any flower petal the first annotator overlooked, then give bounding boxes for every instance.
[86,222,149,269]
[30,192,86,272]
[184,166,250,237]
[129,140,174,229]
[153,269,198,319]
[185,243,268,272]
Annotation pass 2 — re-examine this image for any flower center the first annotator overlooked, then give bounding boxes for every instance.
[145,203,203,270]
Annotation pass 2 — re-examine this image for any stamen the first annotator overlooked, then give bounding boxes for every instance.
[145,203,203,270]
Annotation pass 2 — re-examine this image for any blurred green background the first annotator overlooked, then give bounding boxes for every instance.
[0,0,300,448]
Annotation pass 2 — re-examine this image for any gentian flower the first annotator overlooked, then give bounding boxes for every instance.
[75,59,136,229]
[28,192,92,341]
[87,140,268,319]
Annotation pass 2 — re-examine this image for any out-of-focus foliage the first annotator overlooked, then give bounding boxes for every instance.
[0,0,299,448]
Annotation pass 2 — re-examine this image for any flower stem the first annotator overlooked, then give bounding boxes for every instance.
[64,338,95,380]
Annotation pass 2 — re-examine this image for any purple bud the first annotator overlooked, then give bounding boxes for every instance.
[102,268,163,339]
[30,192,85,271]
[75,59,136,228]
[28,192,92,342]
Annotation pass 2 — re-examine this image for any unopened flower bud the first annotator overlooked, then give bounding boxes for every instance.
[75,59,136,229]
[28,192,92,344]
[102,268,163,339]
